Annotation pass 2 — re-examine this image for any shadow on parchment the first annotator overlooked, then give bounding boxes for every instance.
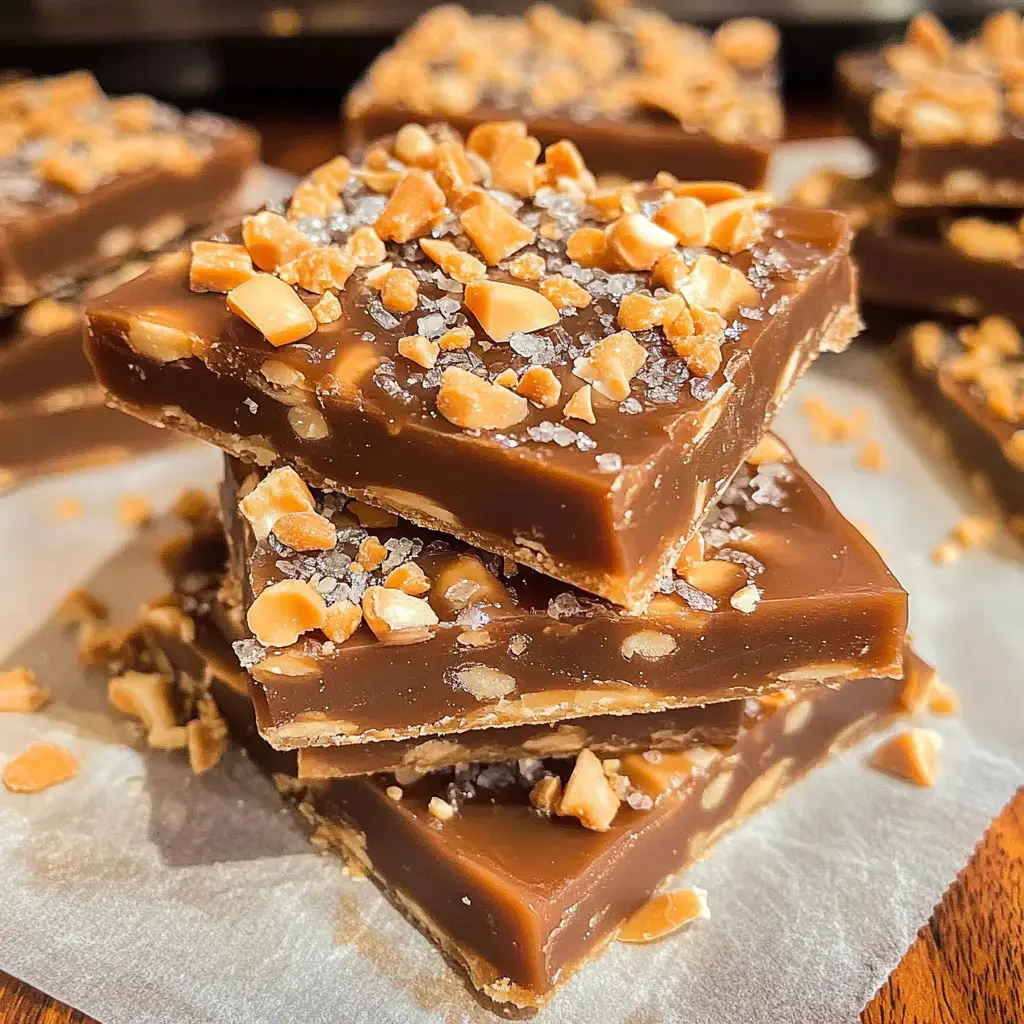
[2,516,310,868]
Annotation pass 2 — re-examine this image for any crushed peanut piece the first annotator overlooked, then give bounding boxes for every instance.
[559,749,621,831]
[858,439,886,472]
[606,213,677,271]
[653,196,710,246]
[108,670,185,749]
[437,366,530,429]
[380,267,420,313]
[361,586,439,644]
[493,369,518,389]
[189,241,255,293]
[3,742,79,794]
[928,678,960,716]
[437,326,473,351]
[312,290,342,325]
[490,135,542,196]
[55,497,83,519]
[667,305,725,377]
[506,252,546,281]
[619,887,710,944]
[706,198,761,253]
[464,279,559,342]
[56,588,108,627]
[375,168,446,242]
[566,226,607,267]
[930,539,961,566]
[419,238,486,283]
[870,728,942,787]
[398,334,440,369]
[747,435,790,466]
[187,696,228,775]
[341,226,387,268]
[428,796,456,822]
[573,330,647,401]
[227,274,317,347]
[516,365,562,407]
[384,562,431,596]
[386,784,404,801]
[357,536,388,571]
[277,246,353,294]
[242,211,313,271]
[529,775,563,814]
[459,193,536,265]
[714,16,779,69]
[539,275,592,309]
[239,466,315,540]
[951,514,997,550]
[0,667,50,713]
[322,600,363,644]
[680,254,759,315]
[117,493,152,528]
[247,579,327,647]
[729,584,762,614]
[563,384,596,424]
[273,510,337,551]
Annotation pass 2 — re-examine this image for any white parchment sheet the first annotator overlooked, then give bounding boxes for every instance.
[0,141,1021,1024]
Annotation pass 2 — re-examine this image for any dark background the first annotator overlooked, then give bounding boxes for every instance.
[0,0,1008,125]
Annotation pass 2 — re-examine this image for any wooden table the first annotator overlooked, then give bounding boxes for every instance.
[3,110,1023,1023]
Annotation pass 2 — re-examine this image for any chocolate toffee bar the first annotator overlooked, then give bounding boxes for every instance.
[0,267,175,490]
[344,5,782,187]
[899,317,1024,538]
[223,438,906,749]
[837,11,1024,207]
[792,170,1024,326]
[86,122,858,610]
[138,572,745,778]
[129,576,921,1010]
[0,71,258,310]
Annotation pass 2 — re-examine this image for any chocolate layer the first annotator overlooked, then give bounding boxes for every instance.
[85,141,857,611]
[140,585,911,1008]
[223,441,907,749]
[344,7,779,187]
[0,72,258,309]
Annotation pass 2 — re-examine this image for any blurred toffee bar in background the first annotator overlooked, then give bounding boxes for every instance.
[131,571,920,1010]
[792,170,1024,327]
[0,267,176,491]
[86,123,858,611]
[899,317,1024,539]
[0,71,258,311]
[344,5,782,187]
[222,441,906,749]
[837,10,1024,207]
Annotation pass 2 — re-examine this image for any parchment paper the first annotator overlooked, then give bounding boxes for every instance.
[1,141,1022,1024]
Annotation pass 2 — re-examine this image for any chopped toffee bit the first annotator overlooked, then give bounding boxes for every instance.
[857,439,886,473]
[0,667,50,713]
[869,728,942,787]
[618,887,710,944]
[3,741,79,793]
[117,493,153,528]
[54,496,83,519]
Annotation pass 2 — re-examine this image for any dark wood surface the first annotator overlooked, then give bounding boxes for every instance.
[2,109,1022,1024]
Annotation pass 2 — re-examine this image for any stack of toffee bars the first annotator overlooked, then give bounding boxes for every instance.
[81,11,934,1008]
[0,71,257,489]
[794,11,1024,540]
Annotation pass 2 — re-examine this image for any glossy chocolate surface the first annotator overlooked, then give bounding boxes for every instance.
[86,189,856,610]
[225,446,907,749]
[898,323,1024,530]
[0,73,258,308]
